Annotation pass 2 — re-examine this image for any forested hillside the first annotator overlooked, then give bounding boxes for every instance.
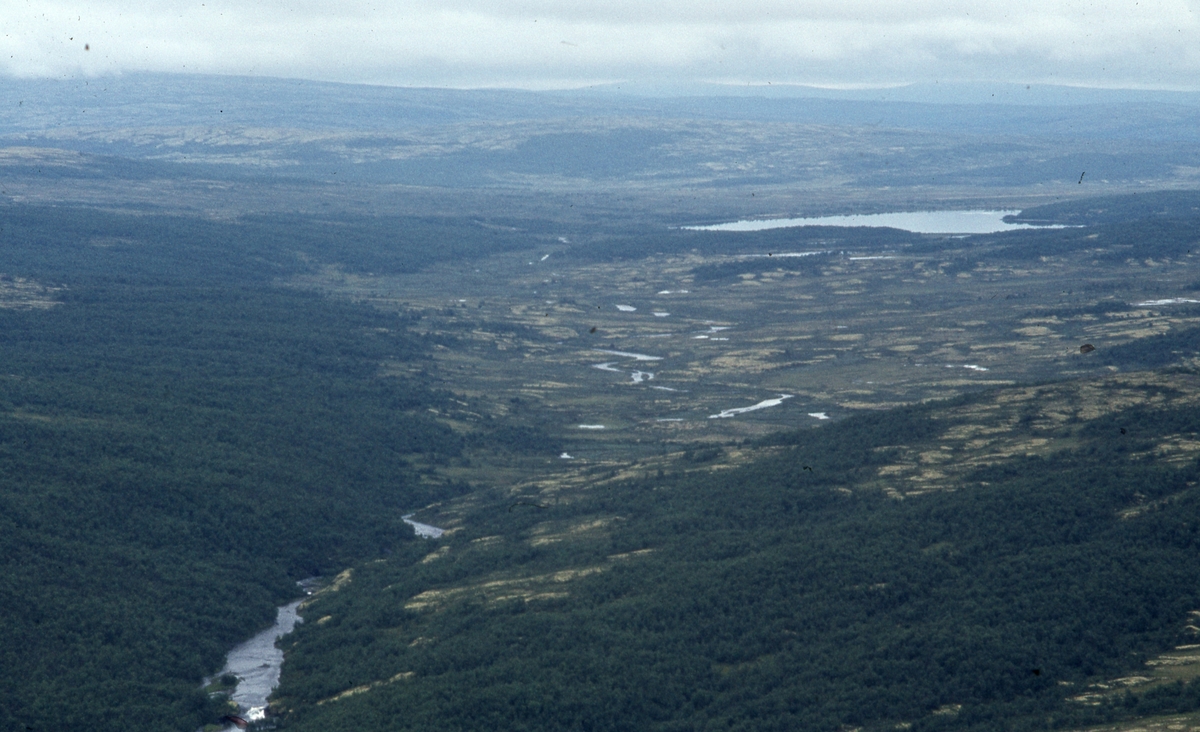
[0,203,542,732]
[1006,191,1200,226]
[272,374,1200,732]
[6,166,1200,732]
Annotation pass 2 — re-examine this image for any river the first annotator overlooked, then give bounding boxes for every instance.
[212,596,306,728]
[403,513,446,538]
[212,519,446,728]
[210,576,328,728]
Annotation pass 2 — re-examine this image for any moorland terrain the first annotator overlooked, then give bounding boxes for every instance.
[2,74,1200,732]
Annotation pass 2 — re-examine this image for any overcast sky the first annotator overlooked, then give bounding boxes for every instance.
[3,0,1198,90]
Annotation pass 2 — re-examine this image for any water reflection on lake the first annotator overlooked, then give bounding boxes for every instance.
[686,210,1057,234]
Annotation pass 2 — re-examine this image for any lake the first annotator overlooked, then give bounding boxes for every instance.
[686,210,1057,234]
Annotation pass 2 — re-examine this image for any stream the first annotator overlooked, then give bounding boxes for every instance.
[403,513,446,538]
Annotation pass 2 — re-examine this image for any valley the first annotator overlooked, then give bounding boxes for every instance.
[3,75,1200,732]
[291,203,1200,479]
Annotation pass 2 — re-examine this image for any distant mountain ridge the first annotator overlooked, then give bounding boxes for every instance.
[3,73,1199,141]
[4,73,1200,195]
[571,80,1200,107]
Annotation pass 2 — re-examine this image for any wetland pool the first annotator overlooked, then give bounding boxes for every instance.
[709,395,794,419]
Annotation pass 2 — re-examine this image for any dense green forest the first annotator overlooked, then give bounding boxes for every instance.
[6,188,1200,732]
[1102,324,1200,369]
[1006,190,1200,226]
[0,205,544,279]
[561,223,919,263]
[904,214,1200,266]
[271,383,1200,732]
[0,203,550,732]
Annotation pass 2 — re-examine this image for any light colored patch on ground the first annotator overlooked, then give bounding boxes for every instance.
[1152,438,1200,464]
[0,146,85,165]
[1014,326,1055,336]
[837,401,914,410]
[1022,317,1063,325]
[869,373,1200,496]
[317,671,416,706]
[530,517,619,546]
[608,548,656,561]
[421,546,451,563]
[299,569,353,610]
[403,565,607,611]
[0,276,63,309]
[710,349,785,373]
[1069,611,1200,711]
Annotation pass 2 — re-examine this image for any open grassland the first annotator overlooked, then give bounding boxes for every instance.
[1068,610,1200,712]
[292,215,1200,480]
[397,368,1200,595]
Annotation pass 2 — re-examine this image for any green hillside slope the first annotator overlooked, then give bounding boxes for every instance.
[273,372,1200,732]
[0,204,531,732]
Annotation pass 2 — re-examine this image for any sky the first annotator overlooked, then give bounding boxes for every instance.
[2,0,1199,91]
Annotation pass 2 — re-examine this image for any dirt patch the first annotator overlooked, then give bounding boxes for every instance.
[0,275,63,309]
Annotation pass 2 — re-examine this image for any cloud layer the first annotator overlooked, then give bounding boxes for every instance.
[3,0,1198,89]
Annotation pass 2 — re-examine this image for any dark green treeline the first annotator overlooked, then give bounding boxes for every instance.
[0,204,530,732]
[275,394,1200,732]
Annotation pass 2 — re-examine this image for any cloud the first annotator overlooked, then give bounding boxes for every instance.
[1,0,1197,89]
